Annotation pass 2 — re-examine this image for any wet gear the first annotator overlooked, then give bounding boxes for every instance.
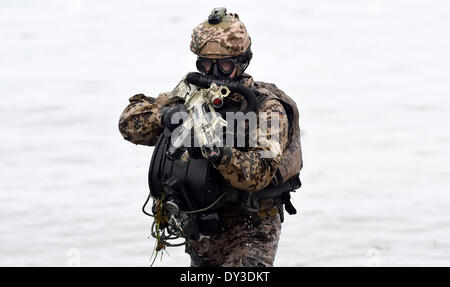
[119,72,302,265]
[118,6,303,267]
[146,124,299,241]
[144,76,302,244]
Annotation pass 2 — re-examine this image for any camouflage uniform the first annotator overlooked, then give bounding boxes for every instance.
[119,10,301,267]
[189,214,282,267]
[119,75,289,193]
[119,75,290,266]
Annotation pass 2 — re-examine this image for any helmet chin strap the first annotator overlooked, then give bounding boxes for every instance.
[233,62,249,81]
[235,63,244,77]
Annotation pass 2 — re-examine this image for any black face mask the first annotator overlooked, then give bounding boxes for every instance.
[196,57,238,80]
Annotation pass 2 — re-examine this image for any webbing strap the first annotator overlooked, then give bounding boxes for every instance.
[252,174,301,201]
[224,174,301,214]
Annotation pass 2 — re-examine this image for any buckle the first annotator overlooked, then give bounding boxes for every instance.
[244,193,260,213]
[289,175,302,190]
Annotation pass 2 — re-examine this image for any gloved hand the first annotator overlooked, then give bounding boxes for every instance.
[187,146,204,160]
[187,145,228,165]
[161,104,187,131]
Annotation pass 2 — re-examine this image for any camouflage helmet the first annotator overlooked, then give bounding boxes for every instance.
[190,8,251,59]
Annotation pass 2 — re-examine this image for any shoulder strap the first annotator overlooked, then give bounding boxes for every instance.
[254,84,294,131]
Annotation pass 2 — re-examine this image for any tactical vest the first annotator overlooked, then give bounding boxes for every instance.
[253,81,303,185]
[146,82,302,220]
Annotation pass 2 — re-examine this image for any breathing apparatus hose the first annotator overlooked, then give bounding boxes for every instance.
[185,72,258,114]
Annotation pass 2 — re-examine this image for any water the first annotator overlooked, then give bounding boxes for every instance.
[1,0,450,266]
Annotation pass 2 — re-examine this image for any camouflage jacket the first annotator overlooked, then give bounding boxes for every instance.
[118,75,289,192]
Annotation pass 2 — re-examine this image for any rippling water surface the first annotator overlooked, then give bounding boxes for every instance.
[1,0,450,266]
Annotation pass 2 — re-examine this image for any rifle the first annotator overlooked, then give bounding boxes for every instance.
[145,73,259,253]
[166,72,258,161]
[166,75,231,161]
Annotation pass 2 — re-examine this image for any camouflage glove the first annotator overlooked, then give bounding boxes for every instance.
[161,104,187,132]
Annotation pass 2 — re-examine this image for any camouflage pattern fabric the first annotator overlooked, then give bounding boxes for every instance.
[189,213,282,267]
[118,92,179,146]
[119,75,289,192]
[255,81,303,184]
[118,74,299,267]
[214,92,289,192]
[190,13,251,58]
